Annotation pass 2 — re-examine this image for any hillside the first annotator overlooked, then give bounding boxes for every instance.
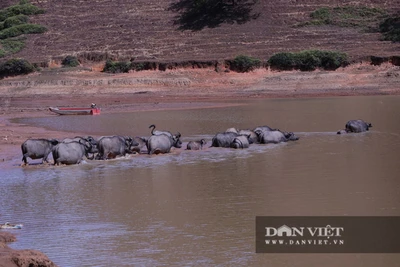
[0,0,399,65]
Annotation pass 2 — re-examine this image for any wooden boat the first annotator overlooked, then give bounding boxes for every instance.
[49,104,101,115]
[0,222,23,229]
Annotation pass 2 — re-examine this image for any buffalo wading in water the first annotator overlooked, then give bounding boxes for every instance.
[186,139,207,150]
[21,138,59,165]
[238,129,258,144]
[52,139,95,165]
[231,135,250,149]
[149,124,175,138]
[337,119,372,134]
[225,127,239,134]
[211,132,239,148]
[147,133,182,155]
[130,136,148,154]
[96,136,138,160]
[62,136,98,157]
[255,129,299,144]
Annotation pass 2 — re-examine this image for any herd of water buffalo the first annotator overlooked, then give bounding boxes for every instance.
[20,120,372,166]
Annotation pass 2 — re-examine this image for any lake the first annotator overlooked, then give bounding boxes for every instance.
[1,95,400,266]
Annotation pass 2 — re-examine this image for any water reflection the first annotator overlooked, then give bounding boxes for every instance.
[2,96,400,266]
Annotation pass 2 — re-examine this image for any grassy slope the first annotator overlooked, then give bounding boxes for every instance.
[0,0,399,64]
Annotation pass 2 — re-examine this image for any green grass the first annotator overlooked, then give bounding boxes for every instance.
[0,37,26,57]
[0,3,45,22]
[298,5,386,28]
[0,1,46,59]
[0,24,46,39]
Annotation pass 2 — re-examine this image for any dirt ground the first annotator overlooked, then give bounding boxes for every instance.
[0,63,399,266]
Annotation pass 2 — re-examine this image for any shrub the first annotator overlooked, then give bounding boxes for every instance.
[310,7,331,20]
[0,23,47,39]
[299,5,386,28]
[61,55,80,67]
[0,58,34,77]
[379,16,400,42]
[0,37,25,55]
[131,62,145,71]
[318,50,349,70]
[267,52,297,70]
[0,3,45,21]
[103,60,131,73]
[294,51,321,71]
[3,14,29,29]
[0,49,5,58]
[230,55,261,72]
[268,50,348,71]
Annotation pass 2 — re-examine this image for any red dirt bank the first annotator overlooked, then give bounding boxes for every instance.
[0,231,57,267]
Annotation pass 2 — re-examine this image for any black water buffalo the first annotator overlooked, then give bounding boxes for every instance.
[225,127,239,134]
[130,137,148,154]
[238,129,258,144]
[253,125,277,132]
[96,136,138,159]
[62,136,98,156]
[186,139,207,150]
[231,135,250,149]
[211,132,239,148]
[21,139,59,165]
[255,130,299,144]
[149,124,179,138]
[147,134,182,155]
[52,140,94,165]
[62,136,97,145]
[337,119,372,134]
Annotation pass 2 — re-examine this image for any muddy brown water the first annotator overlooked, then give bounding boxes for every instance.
[1,96,400,266]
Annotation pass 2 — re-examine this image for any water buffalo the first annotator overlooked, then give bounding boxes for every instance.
[21,138,59,165]
[225,127,239,134]
[52,140,94,165]
[337,119,372,134]
[130,136,148,154]
[62,136,97,145]
[96,136,138,160]
[149,124,175,138]
[238,129,258,144]
[253,125,277,132]
[231,135,250,149]
[62,136,98,156]
[255,130,299,144]
[147,134,182,155]
[186,139,207,150]
[211,132,239,148]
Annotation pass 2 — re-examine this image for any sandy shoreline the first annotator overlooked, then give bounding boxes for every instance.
[0,63,399,266]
